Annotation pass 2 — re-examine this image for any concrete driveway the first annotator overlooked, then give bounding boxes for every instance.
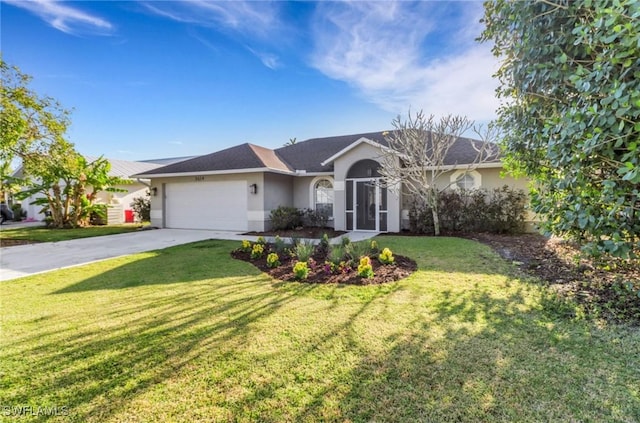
[0,229,245,282]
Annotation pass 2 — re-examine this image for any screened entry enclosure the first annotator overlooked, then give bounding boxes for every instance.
[345,159,388,231]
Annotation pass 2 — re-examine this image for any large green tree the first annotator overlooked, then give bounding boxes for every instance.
[481,0,640,258]
[1,59,124,228]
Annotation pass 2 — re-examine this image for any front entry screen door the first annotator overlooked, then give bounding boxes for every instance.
[356,181,376,230]
[346,179,387,231]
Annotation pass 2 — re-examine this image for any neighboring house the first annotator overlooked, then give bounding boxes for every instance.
[14,156,191,223]
[135,131,533,233]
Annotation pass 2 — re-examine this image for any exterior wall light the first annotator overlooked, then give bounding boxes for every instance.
[151,187,158,196]
[249,184,258,194]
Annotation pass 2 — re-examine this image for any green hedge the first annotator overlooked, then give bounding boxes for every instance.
[409,186,527,235]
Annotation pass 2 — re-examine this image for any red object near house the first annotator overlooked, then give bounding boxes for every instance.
[124,209,134,223]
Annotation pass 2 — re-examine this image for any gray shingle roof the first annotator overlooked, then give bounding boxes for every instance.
[275,131,389,173]
[138,143,291,176]
[136,131,501,176]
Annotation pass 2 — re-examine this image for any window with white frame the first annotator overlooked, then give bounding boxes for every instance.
[314,178,334,217]
[450,170,481,190]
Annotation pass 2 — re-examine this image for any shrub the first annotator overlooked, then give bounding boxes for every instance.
[293,240,315,262]
[302,208,330,228]
[345,241,373,262]
[266,252,280,268]
[293,261,309,280]
[270,206,303,230]
[408,186,527,235]
[89,204,107,226]
[370,240,379,254]
[357,256,375,278]
[251,243,264,260]
[320,233,330,249]
[379,247,395,265]
[273,235,287,254]
[256,236,267,245]
[340,236,351,247]
[240,240,252,253]
[328,245,345,265]
[11,204,26,222]
[130,192,150,221]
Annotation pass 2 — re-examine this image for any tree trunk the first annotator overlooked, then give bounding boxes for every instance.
[432,204,441,236]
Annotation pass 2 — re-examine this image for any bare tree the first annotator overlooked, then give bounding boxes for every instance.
[378,110,500,236]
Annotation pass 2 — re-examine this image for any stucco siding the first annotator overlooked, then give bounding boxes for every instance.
[293,176,315,210]
[263,173,294,230]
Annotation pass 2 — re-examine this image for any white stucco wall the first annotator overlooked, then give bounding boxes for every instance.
[263,173,295,230]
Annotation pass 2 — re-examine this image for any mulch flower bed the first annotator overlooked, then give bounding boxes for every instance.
[461,232,640,323]
[231,243,417,285]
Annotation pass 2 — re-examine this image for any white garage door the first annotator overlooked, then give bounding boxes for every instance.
[165,181,248,231]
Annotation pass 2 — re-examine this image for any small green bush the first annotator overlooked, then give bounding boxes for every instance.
[270,206,303,230]
[240,240,252,253]
[378,247,395,265]
[294,240,315,262]
[266,252,280,268]
[251,243,264,260]
[328,245,345,265]
[273,235,287,254]
[11,204,25,222]
[293,261,309,280]
[345,241,373,261]
[89,204,107,226]
[357,256,374,279]
[130,192,150,222]
[302,208,330,228]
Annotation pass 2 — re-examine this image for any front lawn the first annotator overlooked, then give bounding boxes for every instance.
[1,237,638,422]
[0,224,146,245]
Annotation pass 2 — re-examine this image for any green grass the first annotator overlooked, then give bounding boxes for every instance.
[0,224,146,243]
[1,237,638,422]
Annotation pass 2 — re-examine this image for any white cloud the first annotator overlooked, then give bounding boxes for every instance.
[143,0,284,70]
[246,46,281,70]
[309,1,499,121]
[141,0,280,38]
[5,0,113,35]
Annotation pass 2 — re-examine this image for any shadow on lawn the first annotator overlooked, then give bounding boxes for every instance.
[5,240,321,421]
[52,240,251,293]
[8,237,638,421]
[296,287,640,422]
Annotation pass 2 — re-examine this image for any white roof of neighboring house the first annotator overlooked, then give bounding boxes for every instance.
[11,156,180,180]
[85,156,164,179]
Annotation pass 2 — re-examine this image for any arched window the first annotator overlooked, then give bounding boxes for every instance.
[314,178,334,217]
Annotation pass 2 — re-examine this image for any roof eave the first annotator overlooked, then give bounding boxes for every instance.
[320,137,392,167]
[133,167,296,179]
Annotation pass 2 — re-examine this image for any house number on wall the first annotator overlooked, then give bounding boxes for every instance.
[194,176,205,182]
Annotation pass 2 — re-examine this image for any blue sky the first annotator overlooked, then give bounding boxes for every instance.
[2,0,499,161]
